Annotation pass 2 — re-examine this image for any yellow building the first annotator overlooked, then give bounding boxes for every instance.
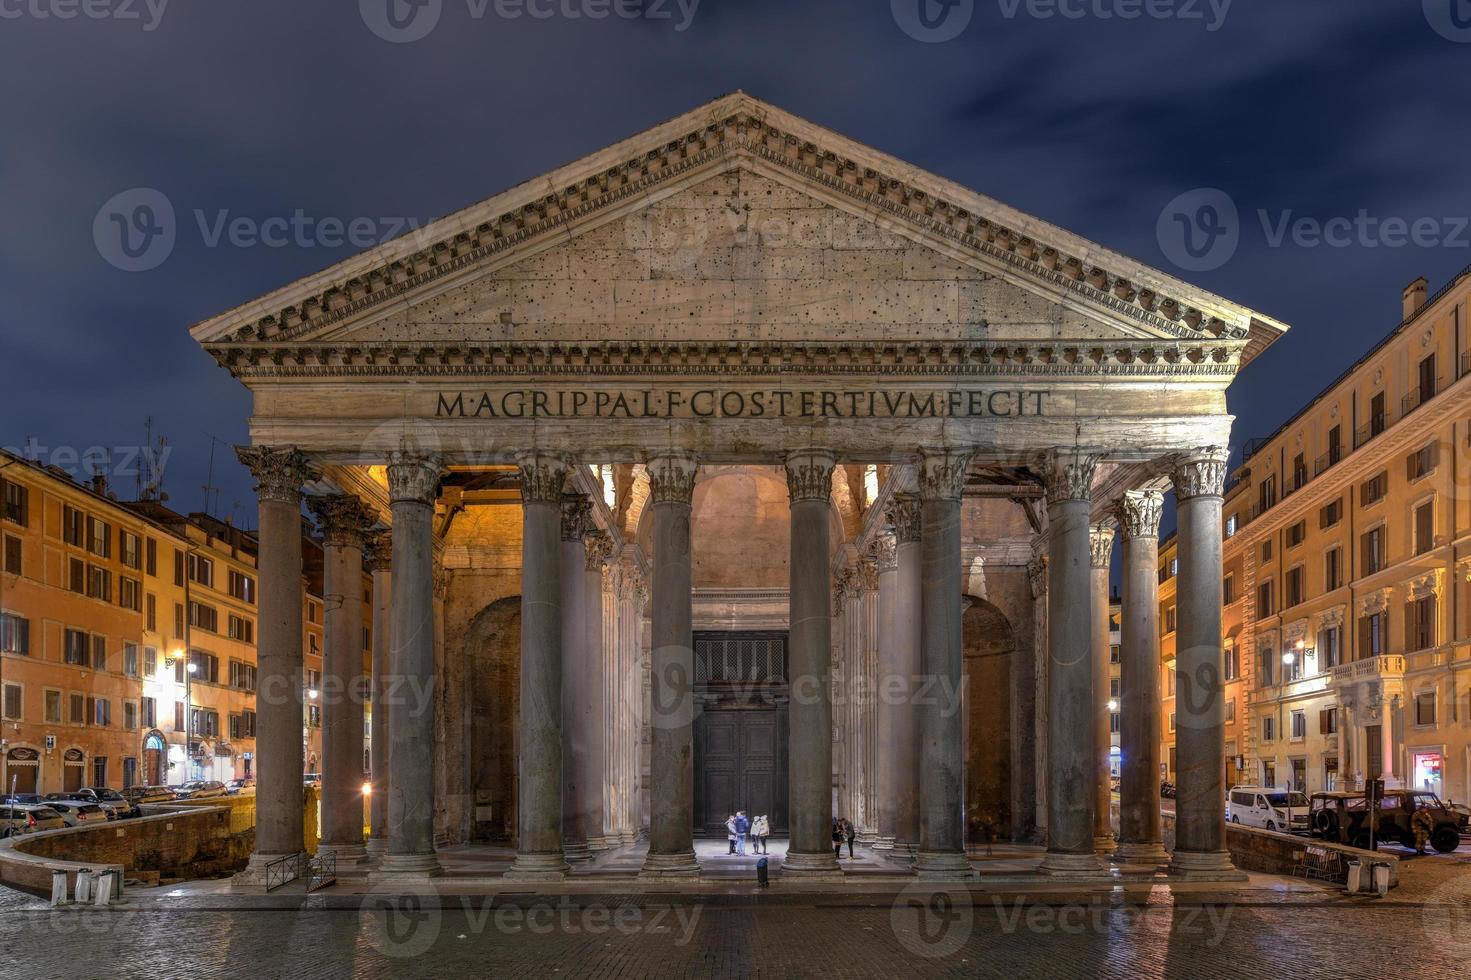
[1212,270,1471,801]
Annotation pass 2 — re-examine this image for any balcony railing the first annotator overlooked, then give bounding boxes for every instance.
[1353,414,1387,450]
[1313,446,1343,477]
[1329,654,1405,685]
[1401,376,1443,417]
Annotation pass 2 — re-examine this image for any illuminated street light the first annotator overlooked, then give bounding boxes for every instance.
[1107,699,1119,712]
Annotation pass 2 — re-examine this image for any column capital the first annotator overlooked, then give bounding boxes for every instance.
[1171,447,1230,501]
[1088,524,1115,569]
[872,534,899,573]
[887,493,922,543]
[386,451,443,505]
[584,530,615,571]
[856,556,879,592]
[363,531,393,572]
[515,450,572,504]
[784,449,835,502]
[307,494,376,549]
[1036,449,1100,505]
[646,451,699,505]
[433,564,449,601]
[1027,555,1048,599]
[1114,489,1165,540]
[560,493,593,541]
[917,448,971,501]
[235,445,317,505]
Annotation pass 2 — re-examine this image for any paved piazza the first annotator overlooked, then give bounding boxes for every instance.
[4,850,1471,979]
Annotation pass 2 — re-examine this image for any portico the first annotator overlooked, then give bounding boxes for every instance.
[195,94,1285,886]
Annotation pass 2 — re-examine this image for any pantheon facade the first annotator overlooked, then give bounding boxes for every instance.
[193,94,1287,883]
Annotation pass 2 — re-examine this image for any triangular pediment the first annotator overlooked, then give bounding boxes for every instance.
[191,92,1286,366]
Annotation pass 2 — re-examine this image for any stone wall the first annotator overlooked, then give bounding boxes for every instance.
[1161,812,1399,887]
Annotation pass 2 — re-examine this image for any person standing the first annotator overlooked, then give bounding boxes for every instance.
[832,817,844,860]
[751,814,769,854]
[1411,804,1434,855]
[726,813,738,854]
[735,810,750,855]
[842,816,856,859]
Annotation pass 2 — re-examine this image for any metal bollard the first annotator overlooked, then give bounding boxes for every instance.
[93,870,115,906]
[73,868,94,905]
[50,869,70,908]
[1371,862,1390,896]
[1344,859,1361,894]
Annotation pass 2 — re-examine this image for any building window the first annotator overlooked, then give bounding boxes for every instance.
[63,505,84,546]
[2,683,20,721]
[0,613,30,655]
[187,553,214,588]
[146,593,156,632]
[143,647,157,677]
[1223,643,1238,681]
[189,650,220,684]
[1258,476,1277,514]
[1406,596,1436,651]
[188,601,218,634]
[1163,606,1177,635]
[227,615,254,644]
[142,697,156,729]
[307,601,319,624]
[174,602,184,639]
[1257,581,1275,617]
[173,701,184,733]
[1361,526,1386,575]
[70,693,85,725]
[1290,710,1306,740]
[1319,498,1343,529]
[1168,712,1176,733]
[119,531,140,570]
[44,689,62,724]
[1406,442,1439,481]
[123,643,139,678]
[1287,521,1306,547]
[0,478,28,526]
[68,557,85,594]
[1320,707,1338,735]
[64,629,88,666]
[229,570,257,604]
[308,704,322,728]
[1415,692,1436,727]
[1292,453,1307,491]
[123,700,139,731]
[86,564,112,602]
[1262,716,1275,742]
[1223,575,1235,604]
[1319,625,1342,670]
[3,534,19,575]
[91,635,107,671]
[1225,699,1236,723]
[1109,712,1120,734]
[87,517,111,557]
[1225,514,1238,538]
[308,633,320,656]
[1261,540,1273,563]
[1360,471,1388,507]
[1324,548,1343,592]
[229,660,257,692]
[119,576,141,612]
[1109,644,1120,665]
[173,549,184,587]
[1286,566,1305,608]
[89,696,112,727]
[145,537,157,577]
[1258,646,1276,687]
[1360,612,1386,659]
[1413,500,1434,555]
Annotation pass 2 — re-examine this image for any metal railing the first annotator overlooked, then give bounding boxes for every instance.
[1400,377,1442,417]
[1313,446,1343,477]
[307,852,337,892]
[1353,414,1387,450]
[264,853,300,892]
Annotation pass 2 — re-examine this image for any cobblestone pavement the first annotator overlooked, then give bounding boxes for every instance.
[3,870,1471,980]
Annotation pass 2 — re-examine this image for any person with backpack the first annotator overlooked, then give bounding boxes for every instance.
[751,814,770,854]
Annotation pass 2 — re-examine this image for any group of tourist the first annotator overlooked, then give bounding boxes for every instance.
[831,817,856,859]
[725,811,771,854]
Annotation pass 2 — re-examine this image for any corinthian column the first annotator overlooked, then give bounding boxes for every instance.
[584,531,614,850]
[782,449,842,878]
[308,494,376,869]
[1038,449,1104,875]
[885,493,923,863]
[506,451,573,881]
[231,446,315,890]
[377,452,443,878]
[915,449,974,880]
[364,532,392,857]
[1089,523,1116,855]
[1113,490,1169,865]
[640,450,701,877]
[872,533,901,853]
[1169,448,1240,878]
[559,493,594,864]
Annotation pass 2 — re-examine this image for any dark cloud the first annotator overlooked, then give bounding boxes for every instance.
[2,0,1469,524]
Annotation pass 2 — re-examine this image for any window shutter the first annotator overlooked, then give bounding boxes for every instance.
[1318,710,1330,735]
[1358,618,1371,660]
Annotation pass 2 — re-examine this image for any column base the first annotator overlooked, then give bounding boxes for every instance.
[230,851,307,893]
[780,850,844,881]
[504,852,571,881]
[1113,841,1170,867]
[317,841,371,875]
[870,835,897,851]
[373,852,444,879]
[563,841,593,864]
[914,850,974,881]
[587,836,612,853]
[1093,834,1117,856]
[1168,849,1246,881]
[618,830,639,846]
[1038,850,1108,877]
[365,836,387,857]
[885,841,918,866]
[638,850,701,878]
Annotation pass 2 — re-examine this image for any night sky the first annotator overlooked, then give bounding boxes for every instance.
[3,0,1469,526]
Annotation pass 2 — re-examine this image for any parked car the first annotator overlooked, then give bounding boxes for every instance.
[1160,781,1176,800]
[226,778,255,795]
[1310,790,1467,853]
[1227,787,1310,833]
[174,780,227,800]
[1,794,43,806]
[122,785,177,805]
[41,800,110,828]
[74,787,142,819]
[0,804,66,838]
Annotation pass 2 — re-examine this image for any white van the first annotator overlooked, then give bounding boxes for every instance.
[1227,787,1310,832]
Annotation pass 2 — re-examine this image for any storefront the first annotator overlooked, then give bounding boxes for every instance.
[1410,749,1445,797]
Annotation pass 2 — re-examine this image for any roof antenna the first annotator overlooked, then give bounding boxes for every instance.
[201,433,227,517]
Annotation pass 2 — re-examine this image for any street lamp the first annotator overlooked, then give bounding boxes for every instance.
[1107,699,1119,713]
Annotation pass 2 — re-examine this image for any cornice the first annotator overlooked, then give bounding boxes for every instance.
[192,98,1282,359]
[203,339,1244,381]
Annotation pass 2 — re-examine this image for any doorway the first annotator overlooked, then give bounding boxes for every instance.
[692,632,789,836]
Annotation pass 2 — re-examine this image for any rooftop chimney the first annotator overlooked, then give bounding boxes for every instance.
[1403,276,1428,320]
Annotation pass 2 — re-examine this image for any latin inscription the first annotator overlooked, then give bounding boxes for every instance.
[433,388,1049,420]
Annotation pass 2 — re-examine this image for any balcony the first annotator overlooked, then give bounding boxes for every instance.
[1462,350,1471,380]
[1401,376,1443,417]
[1329,654,1405,685]
[1353,413,1387,450]
[1313,446,1343,477]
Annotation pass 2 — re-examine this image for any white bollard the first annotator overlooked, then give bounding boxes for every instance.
[50,869,70,907]
[1344,860,1361,894]
[73,869,94,905]
[1372,862,1390,896]
[93,871,114,907]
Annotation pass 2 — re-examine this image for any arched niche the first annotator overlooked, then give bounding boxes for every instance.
[466,595,521,842]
